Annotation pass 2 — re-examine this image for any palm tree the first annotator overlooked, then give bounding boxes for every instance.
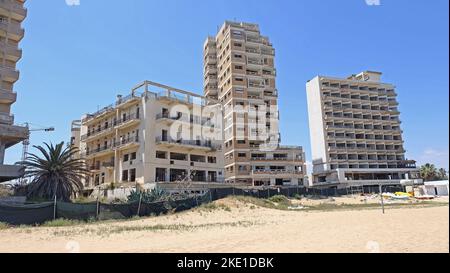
[17,142,89,202]
[420,163,438,182]
[438,168,448,180]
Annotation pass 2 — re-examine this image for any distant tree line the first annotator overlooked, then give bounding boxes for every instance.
[420,163,448,182]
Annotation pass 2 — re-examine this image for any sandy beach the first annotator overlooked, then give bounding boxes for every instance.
[0,197,448,253]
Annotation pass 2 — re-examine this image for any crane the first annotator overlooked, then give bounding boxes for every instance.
[18,123,55,185]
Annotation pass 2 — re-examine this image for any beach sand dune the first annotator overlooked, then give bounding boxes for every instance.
[0,198,448,253]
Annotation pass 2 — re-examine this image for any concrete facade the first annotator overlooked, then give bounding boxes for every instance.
[72,81,225,193]
[306,71,421,188]
[0,0,28,182]
[203,21,306,186]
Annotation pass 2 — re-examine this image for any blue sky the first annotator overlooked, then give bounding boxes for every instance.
[5,0,449,170]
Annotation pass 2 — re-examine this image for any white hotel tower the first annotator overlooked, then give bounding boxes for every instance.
[306,71,421,189]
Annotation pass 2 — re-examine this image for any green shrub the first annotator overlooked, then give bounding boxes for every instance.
[0,222,9,230]
[41,219,83,227]
[293,194,302,200]
[269,195,289,204]
[127,188,170,203]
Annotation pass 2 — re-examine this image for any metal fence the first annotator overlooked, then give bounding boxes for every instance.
[0,193,211,226]
[0,185,404,226]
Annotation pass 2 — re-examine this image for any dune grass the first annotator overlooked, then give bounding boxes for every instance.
[0,222,9,230]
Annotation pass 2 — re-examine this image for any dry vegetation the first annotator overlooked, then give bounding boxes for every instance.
[0,195,448,253]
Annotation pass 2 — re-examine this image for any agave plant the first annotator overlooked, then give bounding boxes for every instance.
[127,188,170,203]
[16,142,90,202]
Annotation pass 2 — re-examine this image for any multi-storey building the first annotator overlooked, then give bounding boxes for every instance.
[203,21,306,186]
[306,71,421,188]
[71,81,224,194]
[0,0,28,182]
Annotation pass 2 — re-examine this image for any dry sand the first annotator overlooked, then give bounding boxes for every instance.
[0,197,448,253]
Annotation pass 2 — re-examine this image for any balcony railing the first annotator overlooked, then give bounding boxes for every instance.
[0,88,16,103]
[253,170,303,175]
[0,113,14,125]
[114,135,140,148]
[0,65,19,81]
[81,124,114,141]
[155,136,219,150]
[84,144,114,157]
[0,0,27,18]
[0,20,24,37]
[114,113,140,127]
[251,157,303,162]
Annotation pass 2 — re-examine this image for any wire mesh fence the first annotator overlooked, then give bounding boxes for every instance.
[0,192,211,226]
[0,184,404,225]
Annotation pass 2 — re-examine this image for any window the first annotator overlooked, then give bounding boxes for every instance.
[123,154,129,162]
[130,152,137,161]
[129,169,136,182]
[122,170,129,181]
[208,156,217,163]
[235,87,244,94]
[156,151,167,159]
[237,140,246,144]
[235,65,243,70]
[170,152,188,161]
[238,153,246,158]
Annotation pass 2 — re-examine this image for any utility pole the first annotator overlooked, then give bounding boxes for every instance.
[379,184,385,214]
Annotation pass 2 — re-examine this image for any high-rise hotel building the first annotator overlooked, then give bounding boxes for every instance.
[306,71,421,188]
[203,21,306,186]
[0,0,28,182]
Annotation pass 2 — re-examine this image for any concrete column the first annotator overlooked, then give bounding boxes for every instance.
[166,168,171,182]
[270,177,276,186]
[0,141,5,164]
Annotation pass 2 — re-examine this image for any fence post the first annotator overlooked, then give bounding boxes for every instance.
[209,190,212,202]
[53,195,57,220]
[96,187,100,219]
[195,195,199,207]
[137,193,142,217]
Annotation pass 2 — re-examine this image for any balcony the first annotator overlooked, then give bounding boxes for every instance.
[247,59,262,66]
[0,0,27,21]
[0,123,28,146]
[261,49,275,56]
[81,124,115,141]
[0,113,14,125]
[248,82,265,89]
[114,113,140,129]
[252,169,303,176]
[0,65,19,82]
[0,165,25,183]
[246,37,261,44]
[83,144,114,158]
[245,48,260,54]
[0,41,22,61]
[155,136,219,150]
[0,88,17,104]
[82,105,114,124]
[102,161,115,168]
[0,20,24,40]
[114,135,140,150]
